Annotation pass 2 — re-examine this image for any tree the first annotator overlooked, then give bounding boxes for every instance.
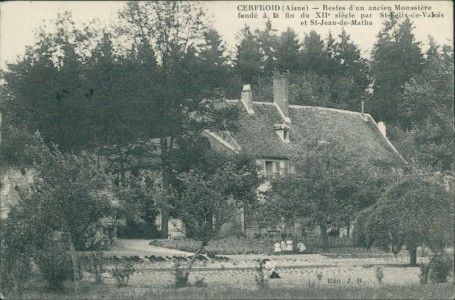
[286,29,370,110]
[195,28,232,99]
[116,170,162,239]
[117,1,208,69]
[83,32,160,149]
[2,2,240,238]
[0,122,36,170]
[1,133,117,289]
[170,152,261,285]
[287,72,332,106]
[354,175,454,266]
[1,12,163,180]
[0,12,104,153]
[396,40,454,172]
[116,1,238,236]
[255,19,279,77]
[266,141,387,249]
[330,29,370,111]
[298,31,330,75]
[370,17,423,125]
[275,28,300,74]
[235,25,263,84]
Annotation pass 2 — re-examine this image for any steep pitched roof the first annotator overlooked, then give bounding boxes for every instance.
[206,100,404,166]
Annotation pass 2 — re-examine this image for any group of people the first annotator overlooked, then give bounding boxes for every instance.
[273,238,306,253]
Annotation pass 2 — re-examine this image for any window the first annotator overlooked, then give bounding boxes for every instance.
[283,129,289,141]
[274,161,281,177]
[283,160,289,175]
[265,161,273,179]
[263,160,291,179]
[274,124,290,142]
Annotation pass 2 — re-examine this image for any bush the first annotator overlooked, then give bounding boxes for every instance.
[118,219,163,239]
[0,201,49,292]
[83,218,118,250]
[0,251,33,293]
[429,255,453,283]
[194,277,207,288]
[33,241,73,291]
[79,251,105,284]
[420,254,453,284]
[111,261,135,287]
[375,266,384,284]
[254,259,269,290]
[1,220,34,292]
[419,264,430,285]
[173,260,189,288]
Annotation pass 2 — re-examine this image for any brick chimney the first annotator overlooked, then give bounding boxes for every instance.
[273,74,290,122]
[241,84,254,114]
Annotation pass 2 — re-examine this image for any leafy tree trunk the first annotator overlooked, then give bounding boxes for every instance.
[67,232,80,291]
[114,145,127,188]
[184,240,208,285]
[160,209,169,238]
[409,247,417,266]
[160,137,170,237]
[320,224,329,250]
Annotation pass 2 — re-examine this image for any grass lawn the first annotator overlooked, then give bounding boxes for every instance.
[8,282,454,299]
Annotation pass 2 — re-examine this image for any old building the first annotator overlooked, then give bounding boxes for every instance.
[202,75,405,237]
[0,76,406,239]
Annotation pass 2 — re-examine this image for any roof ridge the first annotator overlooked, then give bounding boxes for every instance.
[252,101,274,105]
[226,100,367,117]
[288,104,368,116]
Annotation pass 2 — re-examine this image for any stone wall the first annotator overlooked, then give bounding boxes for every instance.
[0,168,34,219]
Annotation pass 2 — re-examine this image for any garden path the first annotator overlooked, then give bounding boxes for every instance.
[104,239,193,257]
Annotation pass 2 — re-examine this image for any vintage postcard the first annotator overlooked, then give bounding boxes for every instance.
[0,1,453,299]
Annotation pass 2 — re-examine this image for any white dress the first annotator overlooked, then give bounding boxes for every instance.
[274,242,281,253]
[280,241,286,251]
[286,239,293,251]
[298,242,306,252]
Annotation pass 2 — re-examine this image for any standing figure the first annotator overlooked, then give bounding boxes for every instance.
[274,241,281,253]
[286,238,293,252]
[280,240,286,252]
[297,241,306,253]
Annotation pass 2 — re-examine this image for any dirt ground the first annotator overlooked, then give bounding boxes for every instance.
[124,265,422,289]
[105,238,192,257]
[99,239,431,289]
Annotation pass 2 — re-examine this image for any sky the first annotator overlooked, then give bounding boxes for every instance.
[1,1,453,69]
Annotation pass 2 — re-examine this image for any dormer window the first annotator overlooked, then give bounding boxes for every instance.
[274,124,290,142]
